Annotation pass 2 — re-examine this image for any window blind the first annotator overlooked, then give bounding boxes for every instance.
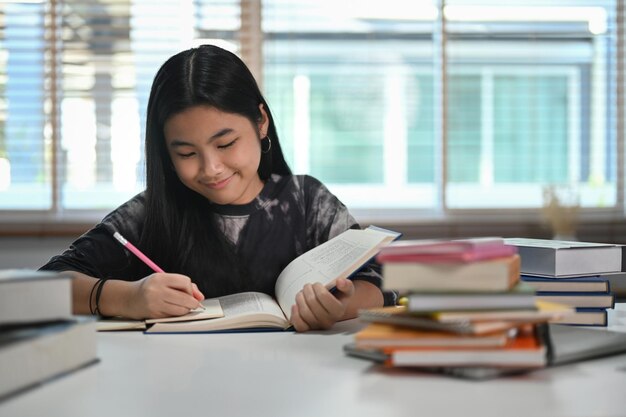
[0,2,49,210]
[0,0,623,224]
[263,0,437,210]
[444,0,618,210]
[0,0,241,212]
[263,0,622,213]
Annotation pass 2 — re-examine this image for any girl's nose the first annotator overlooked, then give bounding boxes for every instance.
[200,153,224,177]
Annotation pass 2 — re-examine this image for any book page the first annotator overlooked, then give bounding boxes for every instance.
[218,292,285,319]
[98,299,224,331]
[145,292,289,333]
[274,228,396,318]
[145,298,223,324]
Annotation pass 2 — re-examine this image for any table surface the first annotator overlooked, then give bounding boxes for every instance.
[2,305,626,417]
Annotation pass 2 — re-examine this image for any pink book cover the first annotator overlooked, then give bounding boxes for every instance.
[376,237,518,263]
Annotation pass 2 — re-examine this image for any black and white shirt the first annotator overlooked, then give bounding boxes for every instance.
[41,174,396,306]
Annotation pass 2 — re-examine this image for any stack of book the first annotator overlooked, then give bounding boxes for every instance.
[505,238,621,326]
[0,269,98,401]
[344,238,571,376]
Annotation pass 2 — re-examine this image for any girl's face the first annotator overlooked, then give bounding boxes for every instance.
[164,105,269,205]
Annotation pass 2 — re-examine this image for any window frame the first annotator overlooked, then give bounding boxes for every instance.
[0,0,624,235]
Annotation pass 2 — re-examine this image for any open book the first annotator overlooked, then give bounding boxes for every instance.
[144,226,399,333]
[97,298,224,331]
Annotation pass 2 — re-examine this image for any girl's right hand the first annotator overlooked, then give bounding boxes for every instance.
[125,273,205,319]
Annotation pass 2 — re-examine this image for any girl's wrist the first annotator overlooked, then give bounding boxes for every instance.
[96,279,134,318]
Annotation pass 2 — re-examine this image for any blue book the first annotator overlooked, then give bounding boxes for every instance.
[521,275,610,293]
[598,272,626,298]
[550,308,608,327]
[535,292,615,309]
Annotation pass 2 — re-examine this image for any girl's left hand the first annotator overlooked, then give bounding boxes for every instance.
[290,278,355,332]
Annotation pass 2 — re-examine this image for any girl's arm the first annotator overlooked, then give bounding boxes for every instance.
[41,195,204,319]
[69,271,204,319]
[291,176,391,331]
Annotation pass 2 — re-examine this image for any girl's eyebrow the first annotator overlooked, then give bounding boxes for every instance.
[169,139,193,148]
[208,128,234,141]
[169,128,235,148]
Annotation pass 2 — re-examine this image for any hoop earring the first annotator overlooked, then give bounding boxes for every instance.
[261,136,272,154]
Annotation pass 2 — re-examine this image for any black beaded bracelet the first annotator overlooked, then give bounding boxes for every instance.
[89,278,108,316]
[88,278,101,315]
[94,278,108,316]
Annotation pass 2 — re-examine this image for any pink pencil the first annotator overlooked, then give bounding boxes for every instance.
[113,232,164,273]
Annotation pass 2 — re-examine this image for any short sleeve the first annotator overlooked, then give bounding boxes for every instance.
[39,193,149,280]
[299,175,397,306]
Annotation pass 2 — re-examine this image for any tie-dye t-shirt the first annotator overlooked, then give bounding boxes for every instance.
[40,174,396,306]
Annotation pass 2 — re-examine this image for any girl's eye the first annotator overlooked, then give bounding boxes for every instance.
[218,139,237,149]
[177,152,195,158]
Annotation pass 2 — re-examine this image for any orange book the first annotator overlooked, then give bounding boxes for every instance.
[355,323,512,349]
[382,327,547,368]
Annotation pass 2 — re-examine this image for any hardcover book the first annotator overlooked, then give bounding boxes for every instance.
[534,292,615,309]
[0,318,98,401]
[504,238,622,277]
[403,282,536,313]
[371,328,547,368]
[354,322,512,349]
[425,300,573,323]
[520,275,610,293]
[382,254,520,292]
[599,272,626,297]
[549,308,608,326]
[0,269,73,325]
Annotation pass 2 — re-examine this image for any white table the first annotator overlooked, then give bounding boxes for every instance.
[2,306,626,417]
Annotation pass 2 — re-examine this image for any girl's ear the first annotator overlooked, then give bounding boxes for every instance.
[258,103,270,137]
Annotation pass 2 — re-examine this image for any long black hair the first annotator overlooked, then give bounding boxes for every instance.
[139,44,291,295]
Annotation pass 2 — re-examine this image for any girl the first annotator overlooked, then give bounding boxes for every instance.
[40,45,395,332]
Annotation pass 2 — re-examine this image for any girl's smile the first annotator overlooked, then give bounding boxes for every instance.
[203,174,234,190]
